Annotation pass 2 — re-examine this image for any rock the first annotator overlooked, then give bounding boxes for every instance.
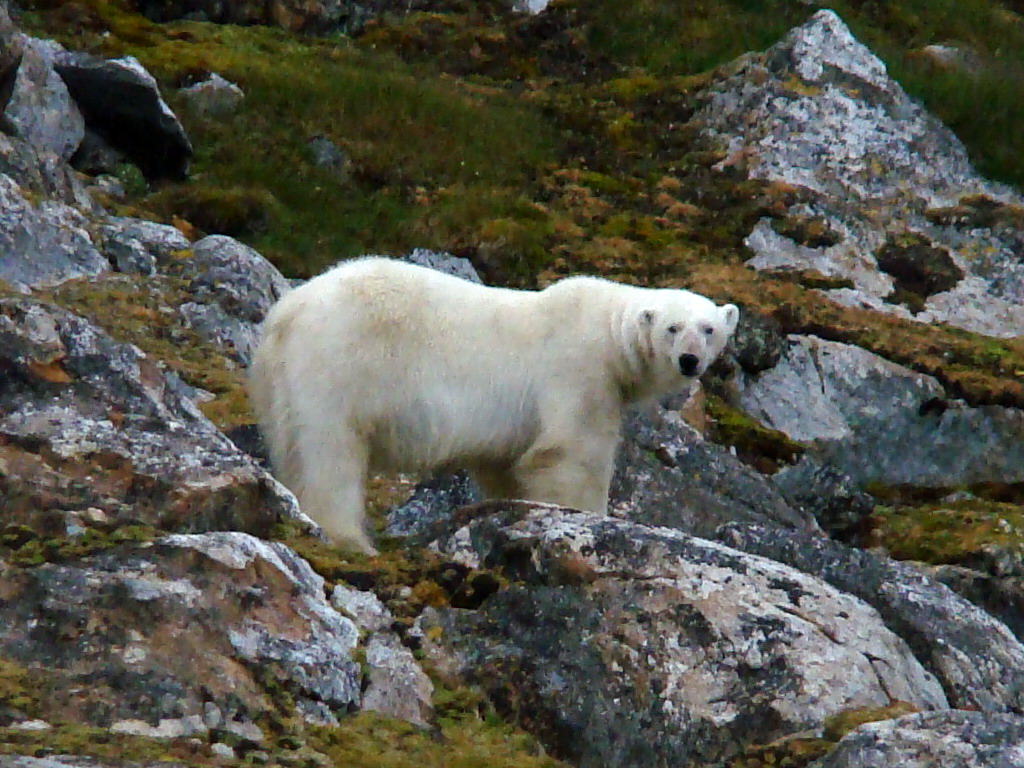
[0,173,108,289]
[513,0,551,12]
[131,0,437,35]
[917,44,984,75]
[730,309,786,375]
[179,72,244,117]
[695,10,1024,338]
[0,532,360,731]
[1,127,94,209]
[610,407,817,537]
[811,710,1024,768]
[738,335,1024,489]
[361,632,434,728]
[771,458,875,540]
[54,53,192,181]
[170,235,291,365]
[716,523,1024,713]
[386,471,481,539]
[3,36,84,161]
[402,247,483,283]
[100,216,191,277]
[423,505,947,767]
[331,582,394,633]
[307,135,351,180]
[71,126,128,177]
[0,297,310,538]
[929,563,1024,643]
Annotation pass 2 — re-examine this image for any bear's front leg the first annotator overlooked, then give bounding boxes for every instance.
[297,429,377,555]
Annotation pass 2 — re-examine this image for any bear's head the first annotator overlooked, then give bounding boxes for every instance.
[630,290,739,396]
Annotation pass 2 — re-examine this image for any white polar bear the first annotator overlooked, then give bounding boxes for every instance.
[249,257,739,553]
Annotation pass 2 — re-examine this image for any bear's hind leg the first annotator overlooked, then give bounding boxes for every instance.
[298,429,377,555]
[511,441,615,514]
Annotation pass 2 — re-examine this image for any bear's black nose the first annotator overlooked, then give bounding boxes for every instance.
[679,354,700,376]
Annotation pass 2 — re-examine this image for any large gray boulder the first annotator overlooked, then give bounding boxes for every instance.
[0,532,360,733]
[810,710,1024,768]
[0,172,107,289]
[738,335,1024,488]
[171,235,291,366]
[421,504,947,767]
[0,297,308,538]
[717,523,1024,714]
[610,407,817,536]
[696,9,1024,338]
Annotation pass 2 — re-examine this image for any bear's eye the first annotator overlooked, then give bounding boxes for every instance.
[702,326,714,336]
[667,324,679,334]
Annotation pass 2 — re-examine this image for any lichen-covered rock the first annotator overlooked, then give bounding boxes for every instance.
[610,407,817,537]
[53,53,192,181]
[696,10,1024,338]
[0,173,107,289]
[0,532,360,732]
[361,632,434,728]
[3,35,83,161]
[810,710,1024,768]
[0,297,308,538]
[99,216,191,277]
[770,458,875,540]
[716,523,1024,713]
[739,335,1024,488]
[422,504,947,767]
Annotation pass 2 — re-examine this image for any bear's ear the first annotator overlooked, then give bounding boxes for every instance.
[721,304,740,335]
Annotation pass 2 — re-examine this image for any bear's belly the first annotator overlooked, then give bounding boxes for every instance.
[364,385,541,473]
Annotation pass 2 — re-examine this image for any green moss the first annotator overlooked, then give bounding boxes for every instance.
[0,661,40,719]
[869,499,1024,566]
[1,523,157,566]
[0,724,208,763]
[306,711,563,768]
[729,701,920,768]
[41,275,252,429]
[706,394,804,473]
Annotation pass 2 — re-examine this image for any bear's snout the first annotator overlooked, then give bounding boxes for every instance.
[679,353,700,376]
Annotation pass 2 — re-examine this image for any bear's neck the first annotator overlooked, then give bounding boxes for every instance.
[611,308,658,406]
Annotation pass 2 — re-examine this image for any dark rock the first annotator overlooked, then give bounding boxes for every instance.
[54,53,192,181]
[729,309,785,375]
[307,135,351,179]
[0,297,310,538]
[876,233,964,308]
[771,457,875,540]
[716,522,1024,713]
[70,125,127,176]
[812,710,1024,768]
[610,407,817,537]
[929,562,1024,643]
[423,505,946,768]
[386,471,481,538]
[0,532,360,732]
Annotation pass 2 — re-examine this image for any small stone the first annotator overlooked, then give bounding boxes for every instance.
[210,742,236,759]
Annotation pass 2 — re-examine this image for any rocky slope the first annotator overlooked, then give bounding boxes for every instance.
[2,1,1024,767]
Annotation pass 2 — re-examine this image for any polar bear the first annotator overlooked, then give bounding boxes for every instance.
[249,257,739,553]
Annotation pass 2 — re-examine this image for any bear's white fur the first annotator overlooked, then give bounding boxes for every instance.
[249,257,739,553]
